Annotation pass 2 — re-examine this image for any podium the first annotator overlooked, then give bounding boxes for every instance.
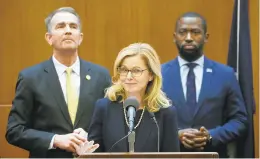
[79,152,219,158]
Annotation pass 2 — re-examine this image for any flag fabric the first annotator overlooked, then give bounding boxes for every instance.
[227,0,255,158]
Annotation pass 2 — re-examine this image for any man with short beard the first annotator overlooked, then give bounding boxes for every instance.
[161,12,248,158]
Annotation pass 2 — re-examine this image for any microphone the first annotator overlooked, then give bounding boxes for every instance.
[148,112,160,152]
[123,96,139,152]
[123,96,140,132]
[108,97,140,152]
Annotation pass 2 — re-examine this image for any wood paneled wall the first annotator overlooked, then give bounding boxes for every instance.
[0,0,258,157]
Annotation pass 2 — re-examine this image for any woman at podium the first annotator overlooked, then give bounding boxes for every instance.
[87,43,180,152]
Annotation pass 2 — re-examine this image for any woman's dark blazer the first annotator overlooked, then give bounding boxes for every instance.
[88,98,180,152]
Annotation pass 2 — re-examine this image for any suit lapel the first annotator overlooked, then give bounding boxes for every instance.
[134,110,153,151]
[44,59,73,126]
[74,60,93,127]
[193,57,214,118]
[163,59,186,109]
[112,102,128,151]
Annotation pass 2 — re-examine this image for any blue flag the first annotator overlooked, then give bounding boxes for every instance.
[227,0,255,158]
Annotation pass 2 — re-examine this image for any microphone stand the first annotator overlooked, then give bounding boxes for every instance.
[128,130,135,152]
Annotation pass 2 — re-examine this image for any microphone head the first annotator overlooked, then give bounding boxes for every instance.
[123,96,140,110]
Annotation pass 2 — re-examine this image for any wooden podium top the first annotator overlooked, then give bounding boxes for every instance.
[79,152,219,158]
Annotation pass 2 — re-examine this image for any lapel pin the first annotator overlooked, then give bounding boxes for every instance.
[86,75,91,80]
[206,68,212,73]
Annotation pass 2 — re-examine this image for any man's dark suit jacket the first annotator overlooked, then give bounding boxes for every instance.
[161,57,248,157]
[5,58,111,158]
[88,98,180,152]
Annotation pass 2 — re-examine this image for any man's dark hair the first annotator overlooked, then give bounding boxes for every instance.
[175,12,207,33]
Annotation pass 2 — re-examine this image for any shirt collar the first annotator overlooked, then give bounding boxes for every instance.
[52,55,80,76]
[178,55,204,68]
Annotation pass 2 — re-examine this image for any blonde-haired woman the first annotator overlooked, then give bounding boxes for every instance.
[88,43,179,152]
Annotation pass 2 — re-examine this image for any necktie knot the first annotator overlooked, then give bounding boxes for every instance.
[66,68,73,75]
[186,63,197,70]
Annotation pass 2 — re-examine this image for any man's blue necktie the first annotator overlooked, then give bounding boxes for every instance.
[186,63,197,114]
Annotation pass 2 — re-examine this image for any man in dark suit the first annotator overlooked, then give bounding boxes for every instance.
[6,7,111,158]
[161,12,248,158]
